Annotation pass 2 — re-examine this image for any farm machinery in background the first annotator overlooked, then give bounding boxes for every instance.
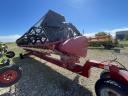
[16,10,128,96]
[88,34,117,49]
[0,42,22,87]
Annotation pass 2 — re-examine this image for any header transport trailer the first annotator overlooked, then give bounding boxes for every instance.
[16,10,128,96]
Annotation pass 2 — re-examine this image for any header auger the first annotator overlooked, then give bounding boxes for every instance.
[17,10,128,96]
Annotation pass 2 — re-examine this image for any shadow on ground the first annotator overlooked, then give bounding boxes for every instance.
[0,93,12,96]
[3,57,92,96]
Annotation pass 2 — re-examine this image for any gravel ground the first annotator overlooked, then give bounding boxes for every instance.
[0,46,128,96]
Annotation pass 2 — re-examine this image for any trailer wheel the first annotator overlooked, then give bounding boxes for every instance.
[100,70,110,79]
[102,44,114,50]
[0,65,22,87]
[95,78,128,96]
[19,53,24,59]
[6,51,15,58]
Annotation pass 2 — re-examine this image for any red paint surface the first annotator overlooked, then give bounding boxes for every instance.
[59,36,88,57]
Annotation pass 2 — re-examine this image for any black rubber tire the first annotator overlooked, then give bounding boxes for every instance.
[19,53,24,59]
[102,44,114,50]
[100,70,110,79]
[0,65,22,87]
[104,46,112,50]
[6,51,15,58]
[95,78,128,96]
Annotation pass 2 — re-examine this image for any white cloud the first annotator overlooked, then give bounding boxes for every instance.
[0,35,21,42]
[105,27,128,37]
[84,32,95,37]
[84,27,128,37]
[1,27,128,42]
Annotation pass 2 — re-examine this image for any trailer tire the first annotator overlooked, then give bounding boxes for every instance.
[104,45,112,50]
[95,78,128,96]
[6,51,15,58]
[0,65,22,87]
[19,53,24,59]
[100,70,110,79]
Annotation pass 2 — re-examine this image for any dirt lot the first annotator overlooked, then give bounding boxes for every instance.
[0,43,128,96]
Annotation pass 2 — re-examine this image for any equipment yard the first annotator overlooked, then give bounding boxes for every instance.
[0,0,128,96]
[0,43,127,96]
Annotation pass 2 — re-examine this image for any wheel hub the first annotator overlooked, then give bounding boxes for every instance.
[0,70,17,84]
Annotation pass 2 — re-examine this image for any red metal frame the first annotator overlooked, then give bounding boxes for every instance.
[21,47,128,85]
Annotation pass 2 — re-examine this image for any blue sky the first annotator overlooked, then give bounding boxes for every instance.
[0,0,128,42]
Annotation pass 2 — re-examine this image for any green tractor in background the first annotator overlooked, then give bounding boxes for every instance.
[0,42,15,60]
[0,42,22,87]
[0,42,8,53]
